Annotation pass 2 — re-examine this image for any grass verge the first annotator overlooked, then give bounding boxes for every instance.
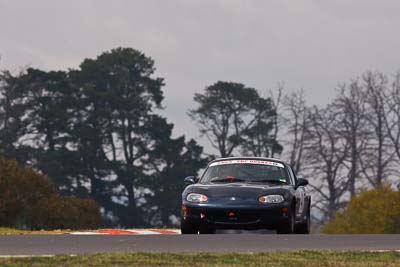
[0,251,399,267]
[0,227,70,235]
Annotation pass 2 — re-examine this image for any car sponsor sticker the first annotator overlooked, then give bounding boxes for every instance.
[209,159,284,168]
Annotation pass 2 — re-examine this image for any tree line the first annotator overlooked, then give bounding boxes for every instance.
[276,72,400,223]
[1,47,399,227]
[0,48,207,227]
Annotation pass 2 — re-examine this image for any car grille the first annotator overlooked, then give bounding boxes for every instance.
[207,211,260,223]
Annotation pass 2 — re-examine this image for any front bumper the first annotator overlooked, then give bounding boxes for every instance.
[182,202,291,230]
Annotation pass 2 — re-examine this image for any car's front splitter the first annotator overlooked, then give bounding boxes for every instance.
[182,203,290,230]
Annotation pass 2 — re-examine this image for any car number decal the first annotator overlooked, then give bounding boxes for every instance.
[209,160,284,168]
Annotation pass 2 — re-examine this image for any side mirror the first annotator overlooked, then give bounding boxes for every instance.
[184,176,196,185]
[295,178,309,189]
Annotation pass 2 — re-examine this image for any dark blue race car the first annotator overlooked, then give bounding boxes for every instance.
[181,157,311,234]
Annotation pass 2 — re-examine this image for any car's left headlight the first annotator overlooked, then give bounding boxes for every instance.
[186,193,208,203]
[258,194,284,203]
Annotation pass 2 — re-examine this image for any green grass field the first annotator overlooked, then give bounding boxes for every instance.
[0,251,399,267]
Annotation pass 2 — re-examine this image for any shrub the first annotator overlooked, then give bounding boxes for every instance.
[0,157,100,230]
[322,185,400,234]
[27,195,101,230]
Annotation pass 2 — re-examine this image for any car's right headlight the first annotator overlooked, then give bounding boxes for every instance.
[186,193,208,203]
[258,194,284,203]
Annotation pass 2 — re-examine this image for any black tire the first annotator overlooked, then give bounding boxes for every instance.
[276,205,295,234]
[199,225,216,234]
[294,204,310,234]
[181,220,198,234]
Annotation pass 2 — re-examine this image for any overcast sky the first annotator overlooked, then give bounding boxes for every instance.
[1,0,400,151]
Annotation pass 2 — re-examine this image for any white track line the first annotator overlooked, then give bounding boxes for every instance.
[366,250,400,253]
[70,229,181,235]
[69,231,105,235]
[127,230,162,235]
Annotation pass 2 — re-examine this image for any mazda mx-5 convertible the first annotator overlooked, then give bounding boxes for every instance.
[181,157,311,234]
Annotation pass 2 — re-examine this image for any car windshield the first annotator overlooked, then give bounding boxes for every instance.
[199,159,289,185]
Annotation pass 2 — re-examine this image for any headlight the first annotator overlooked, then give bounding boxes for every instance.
[258,194,284,203]
[186,193,208,203]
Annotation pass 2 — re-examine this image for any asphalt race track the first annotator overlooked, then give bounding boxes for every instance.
[0,235,399,255]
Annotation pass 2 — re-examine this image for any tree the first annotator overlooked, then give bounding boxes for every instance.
[282,89,310,174]
[361,72,393,187]
[268,84,284,158]
[71,48,166,226]
[382,72,400,168]
[0,70,30,161]
[332,81,369,198]
[241,96,282,157]
[189,81,280,157]
[18,68,81,193]
[0,47,208,228]
[72,48,207,227]
[20,69,73,151]
[322,185,400,234]
[305,106,350,222]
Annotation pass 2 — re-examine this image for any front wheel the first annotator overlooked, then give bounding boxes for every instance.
[181,220,199,234]
[276,207,295,234]
[294,204,310,234]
